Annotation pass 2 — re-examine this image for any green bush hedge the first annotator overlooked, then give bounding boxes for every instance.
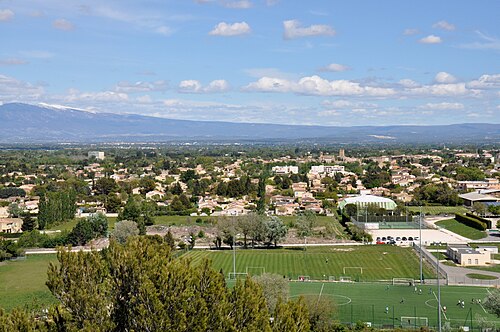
[455,213,486,231]
[465,212,492,228]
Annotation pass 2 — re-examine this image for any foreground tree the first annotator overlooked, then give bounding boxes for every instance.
[484,288,500,317]
[42,237,308,331]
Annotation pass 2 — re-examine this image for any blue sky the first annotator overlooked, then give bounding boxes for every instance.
[0,0,499,126]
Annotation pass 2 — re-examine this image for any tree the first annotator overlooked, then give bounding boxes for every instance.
[139,177,156,195]
[7,203,22,218]
[111,220,139,244]
[484,288,500,317]
[180,169,198,183]
[472,202,487,216]
[237,213,265,248]
[21,215,36,232]
[164,230,176,250]
[302,294,337,332]
[272,297,310,332]
[68,213,108,246]
[254,273,289,314]
[94,177,117,195]
[265,217,287,247]
[295,211,316,239]
[104,193,122,213]
[344,203,357,217]
[43,237,300,331]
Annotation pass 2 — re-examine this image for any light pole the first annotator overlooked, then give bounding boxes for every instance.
[437,256,442,332]
[233,233,240,278]
[419,206,423,285]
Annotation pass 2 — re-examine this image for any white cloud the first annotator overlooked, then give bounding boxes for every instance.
[244,75,396,97]
[223,0,252,9]
[322,100,377,109]
[136,95,153,104]
[398,79,420,88]
[419,102,464,110]
[434,72,457,84]
[403,28,419,35]
[0,74,45,100]
[209,21,251,36]
[283,20,335,39]
[178,79,229,93]
[466,74,500,89]
[433,20,455,31]
[409,83,473,96]
[0,9,14,21]
[459,31,500,51]
[53,18,74,31]
[0,58,28,65]
[65,90,129,102]
[114,80,168,93]
[320,63,350,72]
[419,35,442,44]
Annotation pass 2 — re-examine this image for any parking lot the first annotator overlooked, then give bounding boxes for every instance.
[368,228,468,246]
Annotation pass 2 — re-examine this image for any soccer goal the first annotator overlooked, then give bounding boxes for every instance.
[246,266,265,276]
[392,278,415,286]
[400,316,428,328]
[339,276,352,283]
[228,272,248,280]
[343,266,363,275]
[328,276,336,282]
[298,275,311,282]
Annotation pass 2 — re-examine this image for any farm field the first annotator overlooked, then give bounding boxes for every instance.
[435,219,487,240]
[286,281,499,330]
[183,245,436,281]
[408,206,468,215]
[0,254,57,311]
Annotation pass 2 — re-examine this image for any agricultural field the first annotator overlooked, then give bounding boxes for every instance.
[435,219,487,240]
[0,254,57,311]
[287,282,499,330]
[408,206,468,215]
[183,245,436,281]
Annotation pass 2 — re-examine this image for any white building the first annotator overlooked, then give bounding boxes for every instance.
[272,165,299,174]
[88,151,105,160]
[310,165,345,175]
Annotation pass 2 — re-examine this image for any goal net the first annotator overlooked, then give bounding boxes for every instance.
[228,272,248,280]
[392,278,415,286]
[328,276,336,282]
[339,276,352,282]
[246,266,265,276]
[343,267,363,275]
[298,275,311,282]
[400,316,428,328]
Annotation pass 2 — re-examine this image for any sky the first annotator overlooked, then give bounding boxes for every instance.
[0,0,499,126]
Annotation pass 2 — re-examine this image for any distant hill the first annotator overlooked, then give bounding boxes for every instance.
[0,103,499,143]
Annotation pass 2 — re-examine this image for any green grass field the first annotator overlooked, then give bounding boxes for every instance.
[408,206,468,215]
[183,245,435,281]
[0,255,57,311]
[435,219,487,240]
[287,281,499,329]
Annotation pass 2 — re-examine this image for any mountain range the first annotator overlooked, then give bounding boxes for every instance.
[0,102,499,144]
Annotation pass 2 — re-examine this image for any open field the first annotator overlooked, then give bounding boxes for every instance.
[0,254,57,311]
[435,219,487,240]
[287,282,499,329]
[408,206,468,215]
[183,245,435,281]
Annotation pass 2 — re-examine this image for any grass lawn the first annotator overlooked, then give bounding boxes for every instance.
[0,255,57,311]
[183,245,435,281]
[287,282,499,329]
[435,219,487,240]
[465,273,498,280]
[467,265,500,273]
[408,206,468,215]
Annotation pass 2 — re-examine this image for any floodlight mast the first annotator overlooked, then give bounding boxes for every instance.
[419,206,423,285]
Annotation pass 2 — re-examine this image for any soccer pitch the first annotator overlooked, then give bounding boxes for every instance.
[288,282,500,330]
[184,245,435,281]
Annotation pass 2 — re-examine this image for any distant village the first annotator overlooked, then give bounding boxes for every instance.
[1,146,500,234]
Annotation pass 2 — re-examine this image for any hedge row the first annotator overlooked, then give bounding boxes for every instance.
[455,213,487,231]
[345,222,373,242]
[465,212,492,228]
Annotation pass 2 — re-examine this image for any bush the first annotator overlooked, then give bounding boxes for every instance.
[455,213,487,231]
[345,222,373,242]
[465,212,492,228]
